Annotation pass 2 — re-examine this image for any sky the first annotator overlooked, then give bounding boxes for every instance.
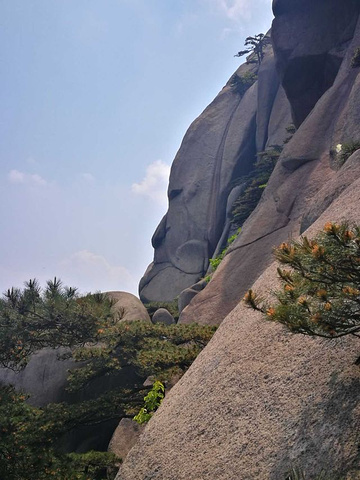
[0,0,273,297]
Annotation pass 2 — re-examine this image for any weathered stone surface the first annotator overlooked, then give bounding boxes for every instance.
[120,6,360,478]
[179,7,360,327]
[106,291,151,323]
[272,0,360,126]
[116,177,360,480]
[0,347,74,407]
[109,419,145,462]
[266,84,293,147]
[178,278,208,313]
[140,47,291,304]
[152,308,175,325]
[255,47,281,152]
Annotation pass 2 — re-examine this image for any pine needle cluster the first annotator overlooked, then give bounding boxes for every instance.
[244,222,360,339]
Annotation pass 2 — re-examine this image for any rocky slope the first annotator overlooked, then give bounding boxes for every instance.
[116,1,360,478]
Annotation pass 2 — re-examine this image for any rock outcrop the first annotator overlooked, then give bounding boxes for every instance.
[108,418,145,462]
[179,2,360,326]
[272,0,360,127]
[139,48,292,303]
[117,188,360,479]
[117,2,360,478]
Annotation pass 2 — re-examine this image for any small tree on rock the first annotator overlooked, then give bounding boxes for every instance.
[235,33,271,64]
[244,222,360,340]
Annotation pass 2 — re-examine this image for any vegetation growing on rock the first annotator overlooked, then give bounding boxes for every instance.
[234,33,271,64]
[0,279,216,479]
[209,228,242,273]
[229,71,257,96]
[231,145,282,229]
[133,381,165,424]
[351,47,360,68]
[334,141,360,166]
[244,222,360,342]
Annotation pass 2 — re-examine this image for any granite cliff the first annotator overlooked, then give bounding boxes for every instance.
[117,0,360,478]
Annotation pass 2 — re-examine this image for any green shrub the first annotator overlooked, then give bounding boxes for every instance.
[284,124,297,144]
[230,71,257,95]
[133,381,165,424]
[336,141,360,166]
[209,228,242,272]
[351,47,360,68]
[231,145,282,229]
[0,385,120,480]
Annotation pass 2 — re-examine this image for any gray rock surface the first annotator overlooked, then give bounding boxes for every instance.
[178,278,208,313]
[179,5,360,326]
[272,0,360,126]
[108,418,145,462]
[140,47,291,304]
[151,308,175,325]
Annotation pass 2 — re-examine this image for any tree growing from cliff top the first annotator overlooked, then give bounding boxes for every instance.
[234,33,271,64]
[244,222,360,343]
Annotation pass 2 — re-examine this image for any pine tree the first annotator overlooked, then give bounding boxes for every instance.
[244,222,360,340]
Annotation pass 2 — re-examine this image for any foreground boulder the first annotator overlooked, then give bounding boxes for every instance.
[109,418,145,462]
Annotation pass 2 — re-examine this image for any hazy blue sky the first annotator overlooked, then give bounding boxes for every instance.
[1,0,273,296]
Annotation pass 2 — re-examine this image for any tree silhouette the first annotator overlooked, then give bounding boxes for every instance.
[234,33,271,65]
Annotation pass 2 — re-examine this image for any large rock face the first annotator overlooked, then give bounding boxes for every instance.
[117,2,360,479]
[179,6,360,326]
[139,50,292,303]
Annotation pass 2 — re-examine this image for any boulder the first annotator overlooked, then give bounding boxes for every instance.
[106,291,151,323]
[108,418,145,462]
[178,278,208,313]
[152,308,175,325]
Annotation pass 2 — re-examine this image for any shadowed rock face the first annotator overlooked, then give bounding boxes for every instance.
[140,49,292,303]
[272,0,360,126]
